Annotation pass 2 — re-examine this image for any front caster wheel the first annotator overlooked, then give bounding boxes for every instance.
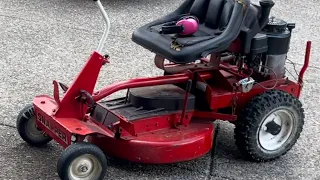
[57,142,108,180]
[16,104,52,146]
[234,90,304,162]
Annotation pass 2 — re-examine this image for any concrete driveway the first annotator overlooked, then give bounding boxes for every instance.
[0,0,319,179]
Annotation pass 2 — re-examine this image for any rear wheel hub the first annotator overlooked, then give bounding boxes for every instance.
[258,108,295,151]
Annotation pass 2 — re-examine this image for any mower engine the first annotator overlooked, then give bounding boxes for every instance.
[248,17,296,79]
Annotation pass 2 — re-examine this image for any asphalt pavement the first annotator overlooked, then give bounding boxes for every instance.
[0,0,319,179]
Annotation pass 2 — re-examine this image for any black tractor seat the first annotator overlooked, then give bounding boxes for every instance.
[132,0,250,64]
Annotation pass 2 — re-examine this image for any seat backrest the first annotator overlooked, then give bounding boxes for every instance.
[182,0,274,54]
[187,0,236,30]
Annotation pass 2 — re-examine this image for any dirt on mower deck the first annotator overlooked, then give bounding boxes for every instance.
[0,0,319,179]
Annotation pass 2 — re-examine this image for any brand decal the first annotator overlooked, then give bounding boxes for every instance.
[37,113,67,144]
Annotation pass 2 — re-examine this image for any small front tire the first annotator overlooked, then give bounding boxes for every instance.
[16,104,52,146]
[57,142,108,180]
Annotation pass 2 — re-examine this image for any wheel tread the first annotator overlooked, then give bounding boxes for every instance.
[57,142,108,180]
[16,104,52,146]
[234,90,304,162]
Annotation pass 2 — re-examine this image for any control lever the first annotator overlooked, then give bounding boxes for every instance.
[93,0,111,54]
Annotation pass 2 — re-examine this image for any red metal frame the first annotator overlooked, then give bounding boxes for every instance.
[32,41,311,163]
[297,41,311,98]
[53,52,108,119]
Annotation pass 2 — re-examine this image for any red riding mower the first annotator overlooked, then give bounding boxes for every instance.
[16,0,312,179]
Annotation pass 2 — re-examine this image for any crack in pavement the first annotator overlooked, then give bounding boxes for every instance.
[207,123,221,180]
[0,123,16,129]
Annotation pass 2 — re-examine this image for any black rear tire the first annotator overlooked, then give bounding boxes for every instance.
[234,90,304,162]
[16,104,52,146]
[57,142,108,180]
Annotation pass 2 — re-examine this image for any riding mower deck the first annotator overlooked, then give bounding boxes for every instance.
[16,0,312,179]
